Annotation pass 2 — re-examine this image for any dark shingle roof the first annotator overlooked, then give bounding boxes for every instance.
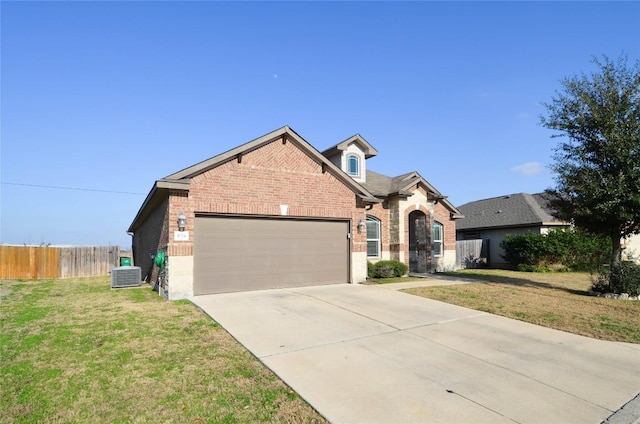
[456,193,568,231]
[363,170,420,197]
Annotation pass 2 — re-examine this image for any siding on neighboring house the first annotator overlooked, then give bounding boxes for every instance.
[623,234,640,263]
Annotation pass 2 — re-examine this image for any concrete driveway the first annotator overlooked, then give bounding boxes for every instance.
[191,282,640,424]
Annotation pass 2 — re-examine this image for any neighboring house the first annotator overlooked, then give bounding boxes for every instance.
[622,235,640,263]
[456,193,570,268]
[128,126,463,299]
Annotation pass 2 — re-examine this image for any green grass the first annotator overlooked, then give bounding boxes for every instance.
[404,269,640,343]
[0,277,326,424]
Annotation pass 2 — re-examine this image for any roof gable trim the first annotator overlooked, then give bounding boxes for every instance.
[165,127,292,180]
[321,134,379,159]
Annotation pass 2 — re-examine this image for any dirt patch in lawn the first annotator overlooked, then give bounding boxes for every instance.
[404,270,640,343]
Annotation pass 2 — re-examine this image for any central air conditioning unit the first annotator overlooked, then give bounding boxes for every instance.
[111,266,142,289]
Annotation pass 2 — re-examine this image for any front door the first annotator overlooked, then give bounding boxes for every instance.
[409,211,428,273]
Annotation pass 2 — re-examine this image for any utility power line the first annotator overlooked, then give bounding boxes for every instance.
[0,182,144,195]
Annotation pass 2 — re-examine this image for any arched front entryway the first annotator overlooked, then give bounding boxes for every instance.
[408,210,429,273]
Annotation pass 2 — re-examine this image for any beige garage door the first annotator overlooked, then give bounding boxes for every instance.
[193,216,350,295]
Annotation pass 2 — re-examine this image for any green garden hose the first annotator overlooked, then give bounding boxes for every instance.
[154,250,165,270]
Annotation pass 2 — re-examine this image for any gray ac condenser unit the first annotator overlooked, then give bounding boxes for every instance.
[111,266,142,288]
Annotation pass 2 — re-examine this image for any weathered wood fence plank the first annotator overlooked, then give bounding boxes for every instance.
[35,247,61,279]
[0,246,124,279]
[456,239,490,269]
[0,246,33,279]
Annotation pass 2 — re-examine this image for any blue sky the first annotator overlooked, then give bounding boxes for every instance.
[2,1,639,248]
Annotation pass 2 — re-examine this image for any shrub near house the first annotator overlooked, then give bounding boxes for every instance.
[500,229,610,271]
[368,260,408,278]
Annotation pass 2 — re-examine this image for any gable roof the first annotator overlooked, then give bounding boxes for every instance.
[456,192,569,231]
[128,126,380,232]
[321,134,378,159]
[363,170,464,218]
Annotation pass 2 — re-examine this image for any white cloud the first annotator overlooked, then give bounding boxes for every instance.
[511,161,543,176]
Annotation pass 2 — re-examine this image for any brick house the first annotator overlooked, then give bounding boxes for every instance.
[128,126,463,299]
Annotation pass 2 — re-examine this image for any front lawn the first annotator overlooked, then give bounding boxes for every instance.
[0,277,326,424]
[404,269,640,343]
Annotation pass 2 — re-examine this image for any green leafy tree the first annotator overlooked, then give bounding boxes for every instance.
[540,55,640,268]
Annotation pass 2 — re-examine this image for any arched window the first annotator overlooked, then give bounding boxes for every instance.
[347,154,360,177]
[366,216,380,258]
[433,221,443,256]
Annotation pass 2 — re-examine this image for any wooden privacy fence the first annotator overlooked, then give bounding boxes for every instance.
[0,245,126,279]
[456,239,490,269]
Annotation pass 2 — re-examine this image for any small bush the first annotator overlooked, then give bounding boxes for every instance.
[367,261,376,278]
[592,262,640,296]
[369,260,408,278]
[376,264,395,278]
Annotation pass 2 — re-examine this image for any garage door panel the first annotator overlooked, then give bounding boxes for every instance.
[194,217,349,295]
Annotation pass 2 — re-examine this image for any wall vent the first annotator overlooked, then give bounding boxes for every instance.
[111,266,142,288]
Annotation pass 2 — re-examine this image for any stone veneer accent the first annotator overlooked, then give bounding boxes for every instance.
[365,187,459,274]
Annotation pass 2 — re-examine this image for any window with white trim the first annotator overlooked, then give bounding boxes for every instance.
[433,221,443,256]
[366,216,380,257]
[347,154,360,177]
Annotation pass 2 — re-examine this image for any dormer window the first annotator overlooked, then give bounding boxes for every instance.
[320,134,375,183]
[347,154,360,177]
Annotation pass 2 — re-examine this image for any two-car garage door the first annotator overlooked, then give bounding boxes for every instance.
[193,216,350,295]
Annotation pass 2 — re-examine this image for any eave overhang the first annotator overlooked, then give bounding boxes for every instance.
[456,221,570,233]
[127,179,190,233]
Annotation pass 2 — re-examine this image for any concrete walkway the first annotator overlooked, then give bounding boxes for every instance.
[191,280,640,424]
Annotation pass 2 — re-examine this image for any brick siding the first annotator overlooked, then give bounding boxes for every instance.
[434,201,456,251]
[133,198,169,283]
[169,138,367,256]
